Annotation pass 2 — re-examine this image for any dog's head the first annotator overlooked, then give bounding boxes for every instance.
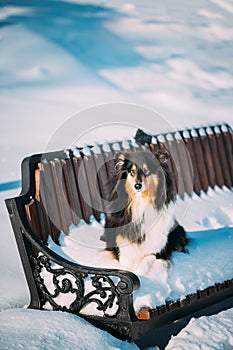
[115,149,173,208]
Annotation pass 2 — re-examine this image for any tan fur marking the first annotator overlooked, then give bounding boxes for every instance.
[116,234,130,247]
[125,172,160,218]
[142,174,158,205]
[116,234,142,247]
[104,249,119,261]
[131,164,137,172]
[125,175,135,197]
[125,175,144,220]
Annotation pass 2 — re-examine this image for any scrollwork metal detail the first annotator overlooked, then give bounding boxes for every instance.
[31,254,132,318]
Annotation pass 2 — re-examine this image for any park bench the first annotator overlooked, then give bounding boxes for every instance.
[5,123,233,349]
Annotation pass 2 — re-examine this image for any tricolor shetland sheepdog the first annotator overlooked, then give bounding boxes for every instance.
[103,148,189,278]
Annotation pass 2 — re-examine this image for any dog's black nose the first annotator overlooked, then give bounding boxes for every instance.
[134,183,142,191]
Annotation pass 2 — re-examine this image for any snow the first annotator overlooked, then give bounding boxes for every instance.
[210,0,233,15]
[0,0,233,349]
[166,307,233,349]
[0,190,29,311]
[0,308,137,350]
[0,6,33,21]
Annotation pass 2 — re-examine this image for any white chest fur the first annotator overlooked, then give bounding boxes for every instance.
[119,201,175,273]
[147,202,174,245]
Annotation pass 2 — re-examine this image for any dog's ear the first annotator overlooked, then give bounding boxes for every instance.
[156,149,170,164]
[115,153,126,170]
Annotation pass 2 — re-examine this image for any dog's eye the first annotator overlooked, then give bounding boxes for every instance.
[130,169,136,177]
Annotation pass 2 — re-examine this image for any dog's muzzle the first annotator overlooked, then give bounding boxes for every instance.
[134,182,142,191]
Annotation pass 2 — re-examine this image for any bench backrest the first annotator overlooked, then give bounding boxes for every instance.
[24,124,232,245]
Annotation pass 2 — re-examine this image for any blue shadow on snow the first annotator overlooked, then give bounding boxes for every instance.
[0,0,142,72]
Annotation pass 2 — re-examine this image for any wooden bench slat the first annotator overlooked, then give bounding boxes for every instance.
[34,169,50,243]
[206,132,225,189]
[178,133,194,197]
[184,135,202,195]
[221,129,233,185]
[99,144,116,183]
[168,138,186,199]
[193,133,209,193]
[92,152,107,214]
[94,152,111,209]
[39,162,60,243]
[82,154,101,222]
[72,157,92,223]
[50,159,71,234]
[61,159,81,226]
[36,164,53,243]
[176,138,193,197]
[213,128,231,188]
[198,131,216,189]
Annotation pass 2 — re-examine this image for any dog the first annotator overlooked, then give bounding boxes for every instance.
[102,148,189,278]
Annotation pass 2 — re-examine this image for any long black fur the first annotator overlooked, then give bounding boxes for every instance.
[102,146,190,263]
[155,222,190,260]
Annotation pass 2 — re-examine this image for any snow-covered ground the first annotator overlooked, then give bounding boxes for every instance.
[166,307,233,349]
[0,0,233,349]
[0,308,137,350]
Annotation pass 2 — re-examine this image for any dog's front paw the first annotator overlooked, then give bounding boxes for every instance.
[146,258,172,283]
[134,254,157,276]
